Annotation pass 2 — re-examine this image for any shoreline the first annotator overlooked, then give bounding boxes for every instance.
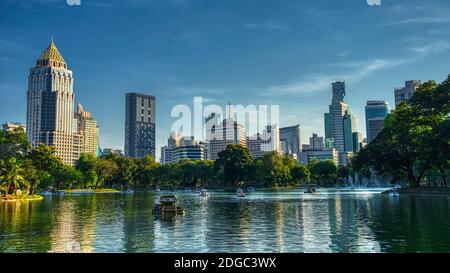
[0,194,44,202]
[383,187,450,196]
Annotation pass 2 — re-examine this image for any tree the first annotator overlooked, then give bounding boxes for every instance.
[0,158,28,196]
[337,165,351,185]
[0,127,30,160]
[75,153,98,188]
[214,145,252,186]
[95,158,118,188]
[115,156,138,188]
[309,160,338,186]
[135,155,158,187]
[291,164,310,184]
[353,77,450,187]
[259,152,291,186]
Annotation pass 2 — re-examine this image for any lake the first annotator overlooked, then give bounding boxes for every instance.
[1,189,450,253]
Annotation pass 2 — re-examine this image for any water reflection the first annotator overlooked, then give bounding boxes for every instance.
[1,190,450,253]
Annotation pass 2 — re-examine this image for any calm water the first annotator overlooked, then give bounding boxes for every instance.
[1,189,450,253]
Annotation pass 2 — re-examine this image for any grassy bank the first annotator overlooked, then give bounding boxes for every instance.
[0,194,44,202]
[62,188,120,194]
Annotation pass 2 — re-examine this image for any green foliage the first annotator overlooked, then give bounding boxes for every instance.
[309,160,338,186]
[0,127,30,160]
[353,75,450,187]
[0,158,28,196]
[214,145,253,186]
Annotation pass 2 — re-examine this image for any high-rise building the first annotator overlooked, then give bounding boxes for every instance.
[365,100,389,143]
[324,112,333,148]
[247,125,281,159]
[280,125,301,158]
[309,133,324,150]
[323,82,358,166]
[208,118,246,160]
[394,80,421,106]
[124,92,156,158]
[343,110,356,152]
[26,40,80,165]
[352,132,362,153]
[74,103,99,157]
[160,133,205,164]
[325,81,349,152]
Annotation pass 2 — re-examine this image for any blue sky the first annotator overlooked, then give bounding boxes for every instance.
[1,0,450,158]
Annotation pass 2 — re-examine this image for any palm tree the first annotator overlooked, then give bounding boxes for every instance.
[0,158,28,196]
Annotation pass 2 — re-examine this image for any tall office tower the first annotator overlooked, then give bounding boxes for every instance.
[394,80,421,107]
[324,112,333,148]
[261,125,281,153]
[208,117,246,160]
[309,133,324,150]
[280,125,301,158]
[352,132,363,153]
[124,92,156,158]
[26,40,79,165]
[325,81,349,153]
[343,110,356,152]
[74,103,100,157]
[365,100,389,143]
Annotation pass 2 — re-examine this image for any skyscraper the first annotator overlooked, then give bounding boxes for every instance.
[208,117,246,160]
[324,112,333,148]
[394,80,421,106]
[26,40,79,165]
[124,92,156,158]
[343,110,356,152]
[352,132,362,153]
[325,81,348,152]
[74,103,100,157]
[365,100,389,143]
[247,125,281,159]
[280,125,301,158]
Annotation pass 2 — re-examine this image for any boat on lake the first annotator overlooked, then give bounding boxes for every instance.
[304,186,317,194]
[236,188,246,198]
[153,195,185,215]
[198,189,210,198]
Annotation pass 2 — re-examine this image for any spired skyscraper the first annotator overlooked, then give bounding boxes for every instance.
[324,81,359,165]
[26,40,79,165]
[124,92,156,158]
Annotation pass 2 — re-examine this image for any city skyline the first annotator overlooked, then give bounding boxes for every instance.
[1,0,450,158]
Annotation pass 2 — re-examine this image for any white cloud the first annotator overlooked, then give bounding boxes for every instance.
[383,17,450,26]
[260,40,450,97]
[410,41,450,56]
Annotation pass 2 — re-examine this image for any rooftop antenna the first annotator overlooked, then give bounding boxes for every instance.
[227,101,232,119]
[51,35,54,43]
